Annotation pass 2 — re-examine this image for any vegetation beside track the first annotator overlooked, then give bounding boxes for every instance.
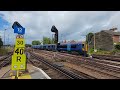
[89,48,120,55]
[0,47,13,56]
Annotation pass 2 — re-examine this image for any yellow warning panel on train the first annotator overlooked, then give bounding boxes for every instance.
[11,54,26,70]
[15,38,25,47]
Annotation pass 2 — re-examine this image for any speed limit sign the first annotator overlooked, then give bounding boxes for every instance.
[11,38,26,70]
[14,47,24,55]
[15,38,25,47]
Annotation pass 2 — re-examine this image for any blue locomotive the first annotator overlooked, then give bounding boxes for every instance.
[31,43,88,56]
[57,43,88,56]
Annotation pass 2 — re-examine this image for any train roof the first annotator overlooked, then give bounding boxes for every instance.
[60,43,84,45]
[43,44,56,45]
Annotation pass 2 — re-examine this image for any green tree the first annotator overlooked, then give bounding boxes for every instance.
[32,40,41,45]
[0,36,3,48]
[43,36,52,44]
[86,32,94,44]
[25,44,31,47]
[115,42,120,50]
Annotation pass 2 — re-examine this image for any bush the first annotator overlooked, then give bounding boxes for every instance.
[89,48,94,54]
[0,48,8,55]
[110,49,120,55]
[115,43,120,50]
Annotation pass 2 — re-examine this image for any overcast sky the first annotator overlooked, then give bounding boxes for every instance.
[0,11,120,45]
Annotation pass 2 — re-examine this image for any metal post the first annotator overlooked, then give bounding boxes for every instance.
[88,34,89,55]
[61,34,64,43]
[94,33,95,51]
[52,34,54,44]
[4,29,6,49]
[16,70,19,79]
[8,34,9,45]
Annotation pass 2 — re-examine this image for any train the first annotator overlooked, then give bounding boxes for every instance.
[31,42,88,57]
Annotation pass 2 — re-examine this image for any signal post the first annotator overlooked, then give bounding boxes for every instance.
[11,21,26,79]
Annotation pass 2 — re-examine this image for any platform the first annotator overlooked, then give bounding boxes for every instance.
[0,64,51,79]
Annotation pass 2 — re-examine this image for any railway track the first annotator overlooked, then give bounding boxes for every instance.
[92,54,120,62]
[0,55,11,69]
[0,52,13,61]
[32,50,120,78]
[34,50,120,67]
[29,51,96,79]
[38,50,120,63]
[56,53,120,74]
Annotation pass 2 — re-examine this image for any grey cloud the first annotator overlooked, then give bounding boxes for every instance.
[0,11,120,44]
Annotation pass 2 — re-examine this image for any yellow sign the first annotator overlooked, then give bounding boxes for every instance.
[11,37,26,70]
[11,54,26,70]
[15,38,25,47]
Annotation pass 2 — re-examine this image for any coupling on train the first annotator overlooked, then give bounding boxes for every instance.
[31,43,88,56]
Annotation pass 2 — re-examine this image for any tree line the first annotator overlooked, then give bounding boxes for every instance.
[31,33,94,45]
[32,36,55,45]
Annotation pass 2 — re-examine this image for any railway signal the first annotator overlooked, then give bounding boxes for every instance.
[11,21,26,78]
[12,21,25,35]
[51,25,58,44]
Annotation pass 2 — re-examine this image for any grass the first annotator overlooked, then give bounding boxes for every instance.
[0,48,8,55]
[88,48,120,55]
[0,47,13,56]
[89,49,112,55]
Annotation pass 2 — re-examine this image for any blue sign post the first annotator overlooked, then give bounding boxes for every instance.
[12,21,25,35]
[14,26,25,34]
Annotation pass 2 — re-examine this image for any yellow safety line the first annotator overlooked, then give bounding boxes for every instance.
[18,74,31,79]
[11,76,16,79]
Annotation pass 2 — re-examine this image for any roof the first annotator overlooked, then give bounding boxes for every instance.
[102,30,120,36]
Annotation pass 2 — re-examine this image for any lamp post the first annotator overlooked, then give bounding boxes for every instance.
[94,33,95,52]
[93,33,97,52]
[61,34,63,43]
[4,29,7,49]
[8,34,9,46]
[52,34,54,44]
